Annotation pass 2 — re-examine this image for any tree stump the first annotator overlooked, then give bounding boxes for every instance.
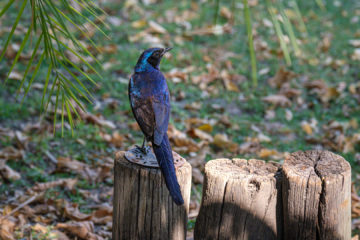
[194,158,283,240]
[282,150,351,240]
[113,151,192,240]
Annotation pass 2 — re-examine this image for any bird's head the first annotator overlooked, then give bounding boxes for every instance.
[134,47,172,73]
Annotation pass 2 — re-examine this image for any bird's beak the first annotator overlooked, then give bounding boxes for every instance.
[161,47,173,56]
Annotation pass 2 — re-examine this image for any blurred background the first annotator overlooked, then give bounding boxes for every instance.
[0,0,359,239]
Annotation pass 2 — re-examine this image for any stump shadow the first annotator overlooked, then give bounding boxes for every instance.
[193,173,344,240]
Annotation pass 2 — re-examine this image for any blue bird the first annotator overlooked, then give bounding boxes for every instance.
[129,47,184,205]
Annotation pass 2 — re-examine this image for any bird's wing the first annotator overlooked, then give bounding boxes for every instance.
[129,72,170,145]
[129,77,155,139]
[152,90,170,146]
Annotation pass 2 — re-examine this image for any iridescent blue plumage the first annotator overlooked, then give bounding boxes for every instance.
[129,47,184,205]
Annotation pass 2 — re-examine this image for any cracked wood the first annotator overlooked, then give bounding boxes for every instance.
[282,150,351,240]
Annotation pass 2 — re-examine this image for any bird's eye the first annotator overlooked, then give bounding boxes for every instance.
[153,52,159,58]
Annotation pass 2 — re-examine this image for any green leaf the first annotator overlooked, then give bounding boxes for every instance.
[41,64,53,112]
[243,0,257,87]
[58,61,93,101]
[22,51,46,102]
[5,24,33,84]
[289,0,307,34]
[278,1,300,56]
[0,0,28,63]
[44,75,58,113]
[61,91,65,137]
[267,3,291,66]
[61,52,98,86]
[66,95,81,120]
[85,0,109,17]
[53,83,61,133]
[315,0,325,10]
[213,0,220,25]
[58,72,88,108]
[55,6,104,55]
[74,0,110,29]
[17,33,43,96]
[51,34,101,79]
[65,98,75,136]
[69,5,109,38]
[0,0,15,18]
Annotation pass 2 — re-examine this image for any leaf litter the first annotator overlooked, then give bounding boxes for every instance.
[1,0,360,238]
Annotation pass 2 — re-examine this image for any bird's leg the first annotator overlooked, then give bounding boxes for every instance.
[135,136,148,154]
[141,137,147,151]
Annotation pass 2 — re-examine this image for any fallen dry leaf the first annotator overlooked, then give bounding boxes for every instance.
[0,146,24,161]
[0,217,16,240]
[257,148,281,159]
[352,49,360,61]
[301,122,313,135]
[57,157,97,181]
[187,128,213,142]
[349,39,360,47]
[148,20,167,34]
[8,71,23,81]
[238,138,262,154]
[185,118,212,130]
[100,131,125,147]
[32,223,70,240]
[285,109,293,121]
[32,178,77,192]
[0,160,21,181]
[187,146,208,172]
[192,168,204,184]
[220,70,246,92]
[91,205,113,224]
[262,94,291,107]
[304,79,341,103]
[167,125,200,153]
[352,183,360,218]
[319,34,332,52]
[186,24,232,36]
[279,87,301,99]
[197,123,213,133]
[75,106,116,129]
[212,134,238,153]
[56,221,101,240]
[268,67,296,88]
[220,7,232,20]
[257,133,271,143]
[131,19,147,28]
[63,201,92,221]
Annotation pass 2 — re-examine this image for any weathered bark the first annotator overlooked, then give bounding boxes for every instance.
[282,150,351,240]
[112,151,192,240]
[194,158,282,240]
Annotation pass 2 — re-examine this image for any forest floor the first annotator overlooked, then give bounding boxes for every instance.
[0,0,360,239]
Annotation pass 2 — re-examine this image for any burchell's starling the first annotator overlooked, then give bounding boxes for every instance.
[129,47,184,205]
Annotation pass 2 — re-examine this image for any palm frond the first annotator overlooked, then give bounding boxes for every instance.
[1,0,106,134]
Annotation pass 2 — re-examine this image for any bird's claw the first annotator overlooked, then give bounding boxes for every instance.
[135,145,150,155]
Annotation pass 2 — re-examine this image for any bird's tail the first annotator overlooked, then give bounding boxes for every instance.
[153,134,184,205]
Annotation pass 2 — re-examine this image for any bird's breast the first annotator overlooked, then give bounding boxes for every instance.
[130,72,168,98]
